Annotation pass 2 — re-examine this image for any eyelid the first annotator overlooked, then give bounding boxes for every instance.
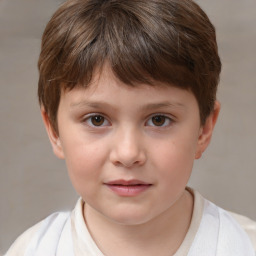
[82,113,111,127]
[145,113,174,127]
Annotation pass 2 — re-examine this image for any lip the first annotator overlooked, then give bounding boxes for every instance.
[104,179,152,197]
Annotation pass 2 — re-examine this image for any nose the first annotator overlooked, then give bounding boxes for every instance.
[109,127,146,168]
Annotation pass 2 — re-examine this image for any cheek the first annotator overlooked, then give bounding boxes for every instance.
[62,139,107,193]
[152,136,197,185]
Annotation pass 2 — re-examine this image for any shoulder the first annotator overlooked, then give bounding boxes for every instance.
[5,220,43,256]
[216,207,255,252]
[190,190,255,255]
[228,211,256,251]
[4,212,71,256]
[203,198,256,254]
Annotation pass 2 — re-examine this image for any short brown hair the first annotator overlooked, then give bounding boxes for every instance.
[38,0,221,132]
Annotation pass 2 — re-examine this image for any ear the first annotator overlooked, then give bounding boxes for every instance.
[195,101,220,159]
[41,108,65,159]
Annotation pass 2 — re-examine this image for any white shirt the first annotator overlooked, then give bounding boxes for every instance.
[5,189,256,255]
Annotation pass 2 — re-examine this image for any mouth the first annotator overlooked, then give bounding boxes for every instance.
[105,179,151,186]
[104,179,152,197]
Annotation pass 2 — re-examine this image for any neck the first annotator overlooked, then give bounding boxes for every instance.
[84,190,193,256]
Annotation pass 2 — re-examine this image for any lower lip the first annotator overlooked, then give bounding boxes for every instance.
[105,184,152,197]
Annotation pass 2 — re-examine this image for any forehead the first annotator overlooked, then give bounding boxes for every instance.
[64,63,188,97]
[60,65,198,114]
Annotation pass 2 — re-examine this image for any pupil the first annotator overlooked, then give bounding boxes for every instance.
[92,116,104,126]
[153,116,165,126]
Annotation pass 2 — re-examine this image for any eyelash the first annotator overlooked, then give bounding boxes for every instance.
[83,114,110,127]
[145,114,173,127]
[82,113,174,128]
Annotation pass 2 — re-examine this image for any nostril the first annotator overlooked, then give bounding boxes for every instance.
[110,152,146,168]
[109,134,146,167]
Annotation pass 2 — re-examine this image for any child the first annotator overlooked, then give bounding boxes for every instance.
[5,0,256,255]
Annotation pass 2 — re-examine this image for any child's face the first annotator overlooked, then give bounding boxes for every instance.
[43,65,218,225]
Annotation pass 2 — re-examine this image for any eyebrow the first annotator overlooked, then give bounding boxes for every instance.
[70,100,118,111]
[70,100,185,111]
[140,102,185,111]
[70,101,118,110]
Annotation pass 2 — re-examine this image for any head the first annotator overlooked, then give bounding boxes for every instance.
[39,0,221,226]
[38,0,221,134]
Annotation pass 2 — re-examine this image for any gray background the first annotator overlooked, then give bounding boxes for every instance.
[0,0,256,253]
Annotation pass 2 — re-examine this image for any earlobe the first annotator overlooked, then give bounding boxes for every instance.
[195,101,220,159]
[41,108,65,159]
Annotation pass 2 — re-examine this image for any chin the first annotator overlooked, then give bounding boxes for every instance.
[103,208,155,226]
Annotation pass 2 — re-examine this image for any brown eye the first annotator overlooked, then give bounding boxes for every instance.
[90,115,106,126]
[146,115,172,127]
[152,116,166,126]
[84,114,110,128]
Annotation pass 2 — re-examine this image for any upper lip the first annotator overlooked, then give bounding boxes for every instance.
[104,179,151,186]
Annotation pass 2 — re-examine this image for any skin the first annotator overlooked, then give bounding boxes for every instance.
[42,65,220,255]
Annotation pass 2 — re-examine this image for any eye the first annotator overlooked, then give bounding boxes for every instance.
[84,115,110,127]
[146,115,172,127]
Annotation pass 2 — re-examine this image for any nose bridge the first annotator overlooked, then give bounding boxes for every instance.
[111,124,146,167]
